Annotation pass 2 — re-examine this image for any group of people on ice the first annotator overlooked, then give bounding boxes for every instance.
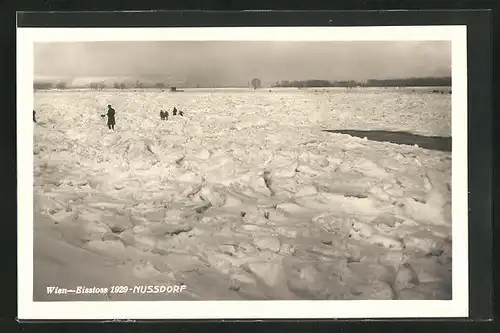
[160,107,183,121]
[33,105,185,131]
[99,105,184,130]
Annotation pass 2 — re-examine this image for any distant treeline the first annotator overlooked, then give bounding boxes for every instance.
[34,76,452,90]
[34,82,67,90]
[34,80,170,90]
[271,77,452,88]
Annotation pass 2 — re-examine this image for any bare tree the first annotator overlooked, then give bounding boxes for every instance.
[251,78,261,90]
[56,82,67,90]
[156,82,165,90]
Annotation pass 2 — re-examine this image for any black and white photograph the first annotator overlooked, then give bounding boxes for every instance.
[17,26,468,320]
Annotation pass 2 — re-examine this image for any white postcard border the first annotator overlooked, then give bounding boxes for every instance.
[17,26,468,320]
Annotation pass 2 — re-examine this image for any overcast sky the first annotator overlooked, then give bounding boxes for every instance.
[34,41,451,86]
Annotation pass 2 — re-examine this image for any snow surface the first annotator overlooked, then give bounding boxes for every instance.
[33,88,452,301]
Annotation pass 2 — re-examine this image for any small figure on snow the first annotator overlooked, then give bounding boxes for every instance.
[172,107,177,116]
[160,110,165,120]
[179,110,184,116]
[33,110,36,123]
[164,110,169,120]
[106,104,116,130]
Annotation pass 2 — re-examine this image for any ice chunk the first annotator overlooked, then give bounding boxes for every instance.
[80,220,111,242]
[50,210,78,224]
[253,236,281,253]
[199,186,226,207]
[353,157,389,178]
[295,185,318,197]
[366,234,404,250]
[350,221,376,238]
[351,281,395,300]
[132,261,162,279]
[394,262,419,292]
[144,210,165,223]
[277,202,311,215]
[101,214,133,233]
[403,233,443,256]
[133,235,157,252]
[84,239,125,255]
[245,258,286,287]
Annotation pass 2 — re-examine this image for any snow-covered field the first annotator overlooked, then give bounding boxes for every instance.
[32,87,452,301]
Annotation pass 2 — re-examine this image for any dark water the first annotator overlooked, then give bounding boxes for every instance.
[323,129,451,152]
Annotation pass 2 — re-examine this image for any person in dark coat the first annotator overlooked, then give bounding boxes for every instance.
[172,107,177,116]
[33,110,36,123]
[179,110,184,116]
[164,110,169,120]
[106,104,116,130]
[160,110,165,120]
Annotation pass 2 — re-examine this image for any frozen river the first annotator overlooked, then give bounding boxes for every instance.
[32,87,452,301]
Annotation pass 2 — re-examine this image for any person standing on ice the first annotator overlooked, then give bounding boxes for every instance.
[106,104,116,130]
[172,107,177,116]
[160,110,165,120]
[33,110,36,123]
[164,110,169,120]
